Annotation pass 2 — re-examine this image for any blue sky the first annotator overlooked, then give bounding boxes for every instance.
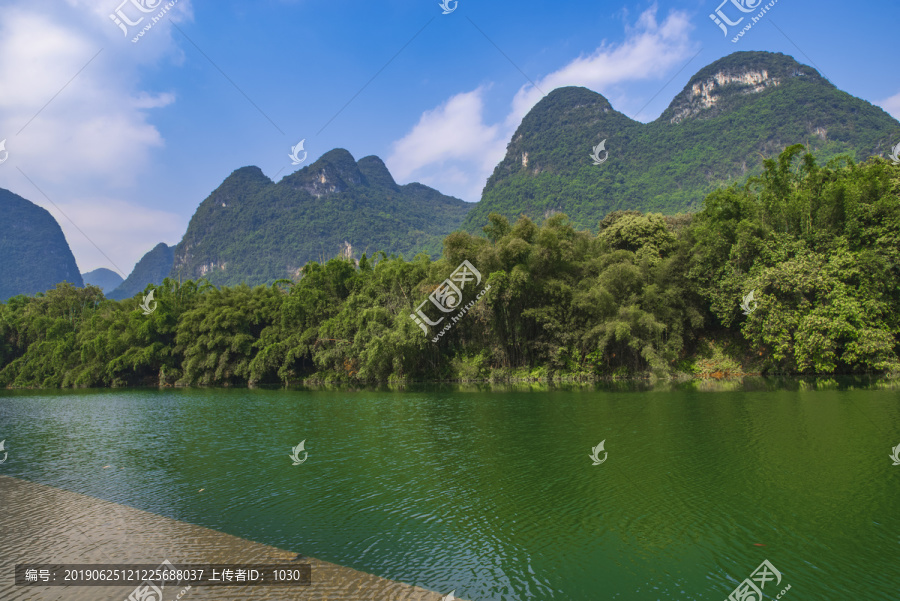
[0,0,898,276]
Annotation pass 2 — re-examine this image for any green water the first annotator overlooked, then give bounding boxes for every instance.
[1,380,899,600]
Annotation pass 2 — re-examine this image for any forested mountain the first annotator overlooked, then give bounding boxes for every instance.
[81,268,123,293]
[463,51,900,231]
[2,147,898,387]
[169,149,471,287]
[107,243,174,300]
[0,188,82,301]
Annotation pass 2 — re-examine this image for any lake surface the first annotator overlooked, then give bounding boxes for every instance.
[1,380,899,600]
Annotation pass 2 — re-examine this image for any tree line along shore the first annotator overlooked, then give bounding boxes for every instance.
[2,146,899,388]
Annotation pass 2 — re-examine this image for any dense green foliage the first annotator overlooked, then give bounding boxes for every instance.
[464,51,900,232]
[169,150,471,288]
[106,243,173,300]
[688,146,900,373]
[0,188,83,301]
[2,147,898,387]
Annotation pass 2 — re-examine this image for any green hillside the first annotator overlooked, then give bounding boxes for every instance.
[170,150,472,287]
[0,188,83,301]
[107,243,174,300]
[464,51,900,231]
[2,147,898,387]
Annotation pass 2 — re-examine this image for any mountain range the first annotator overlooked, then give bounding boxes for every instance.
[168,149,470,287]
[2,50,899,300]
[463,51,900,231]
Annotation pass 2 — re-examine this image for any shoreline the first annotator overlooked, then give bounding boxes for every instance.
[0,475,459,600]
[3,372,899,392]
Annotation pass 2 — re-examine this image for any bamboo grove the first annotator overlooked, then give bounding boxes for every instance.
[2,147,899,387]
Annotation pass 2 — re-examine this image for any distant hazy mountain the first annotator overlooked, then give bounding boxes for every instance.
[106,243,174,300]
[82,268,124,292]
[463,51,900,231]
[0,187,83,301]
[170,149,472,287]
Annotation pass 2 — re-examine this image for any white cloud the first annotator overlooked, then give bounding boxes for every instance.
[387,5,697,202]
[0,7,181,186]
[386,87,507,200]
[878,90,900,120]
[509,7,696,127]
[0,0,192,274]
[35,195,185,275]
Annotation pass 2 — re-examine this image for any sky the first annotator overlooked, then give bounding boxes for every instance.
[0,0,898,277]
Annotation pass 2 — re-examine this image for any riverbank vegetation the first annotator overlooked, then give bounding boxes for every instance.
[2,146,899,387]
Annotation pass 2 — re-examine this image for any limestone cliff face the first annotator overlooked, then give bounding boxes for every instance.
[669,69,780,123]
[661,51,827,124]
[283,149,363,197]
